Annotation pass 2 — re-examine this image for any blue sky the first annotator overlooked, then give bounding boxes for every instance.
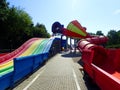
[7,0,120,35]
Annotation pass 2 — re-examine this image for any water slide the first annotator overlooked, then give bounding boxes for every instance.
[66,21,120,90]
[0,37,56,77]
[1,19,120,89]
[52,20,120,90]
[78,37,120,90]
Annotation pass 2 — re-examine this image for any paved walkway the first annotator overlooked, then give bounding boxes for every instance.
[13,51,87,90]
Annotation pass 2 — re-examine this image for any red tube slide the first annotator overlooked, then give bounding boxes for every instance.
[78,36,120,90]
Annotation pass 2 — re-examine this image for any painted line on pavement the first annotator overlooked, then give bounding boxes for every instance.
[23,69,44,90]
[72,69,81,90]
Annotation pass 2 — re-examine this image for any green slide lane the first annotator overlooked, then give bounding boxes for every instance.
[0,67,13,76]
[32,39,49,55]
[0,66,13,73]
[30,39,45,55]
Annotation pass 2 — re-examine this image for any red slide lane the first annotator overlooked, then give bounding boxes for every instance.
[0,38,39,64]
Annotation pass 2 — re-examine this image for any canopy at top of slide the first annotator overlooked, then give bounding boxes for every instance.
[63,20,88,38]
[52,20,89,39]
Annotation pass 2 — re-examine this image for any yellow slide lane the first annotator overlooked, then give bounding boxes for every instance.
[0,60,13,70]
[19,39,43,57]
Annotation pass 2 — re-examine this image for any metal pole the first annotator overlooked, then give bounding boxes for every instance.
[70,38,72,52]
[61,35,63,51]
[66,36,68,51]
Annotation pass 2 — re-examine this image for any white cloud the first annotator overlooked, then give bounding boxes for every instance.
[114,9,120,15]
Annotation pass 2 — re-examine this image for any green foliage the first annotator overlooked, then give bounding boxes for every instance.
[106,30,120,48]
[0,0,50,49]
[0,6,33,48]
[0,0,9,21]
[96,30,104,35]
[107,30,119,44]
[88,32,96,35]
[33,23,50,38]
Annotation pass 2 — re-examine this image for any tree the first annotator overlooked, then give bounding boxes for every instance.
[33,23,50,38]
[0,0,9,21]
[117,30,120,44]
[96,31,104,36]
[0,0,50,49]
[88,32,96,35]
[5,7,33,48]
[0,3,33,48]
[0,0,10,49]
[107,30,119,45]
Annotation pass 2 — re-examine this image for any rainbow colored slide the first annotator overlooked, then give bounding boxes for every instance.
[0,37,56,77]
[0,37,58,90]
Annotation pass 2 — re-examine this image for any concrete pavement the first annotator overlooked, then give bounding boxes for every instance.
[13,51,87,90]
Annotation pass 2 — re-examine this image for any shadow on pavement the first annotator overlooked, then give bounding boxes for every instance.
[61,51,81,58]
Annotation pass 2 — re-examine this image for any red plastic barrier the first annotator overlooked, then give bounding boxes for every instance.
[91,46,107,67]
[92,63,120,90]
[82,50,94,64]
[113,49,120,70]
[78,35,120,90]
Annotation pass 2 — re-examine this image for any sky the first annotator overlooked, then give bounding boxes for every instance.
[7,0,120,35]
